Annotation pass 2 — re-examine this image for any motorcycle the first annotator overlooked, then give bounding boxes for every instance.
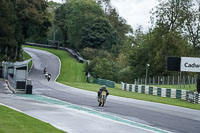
[44,72,48,79]
[98,91,107,107]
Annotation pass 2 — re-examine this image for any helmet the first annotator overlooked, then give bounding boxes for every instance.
[101,85,106,89]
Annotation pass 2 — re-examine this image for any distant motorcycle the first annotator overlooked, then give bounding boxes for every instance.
[98,91,107,107]
[44,72,48,79]
[47,74,51,82]
[43,68,47,74]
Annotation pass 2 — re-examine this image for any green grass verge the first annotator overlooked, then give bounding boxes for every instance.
[23,45,200,110]
[0,105,66,133]
[22,50,32,72]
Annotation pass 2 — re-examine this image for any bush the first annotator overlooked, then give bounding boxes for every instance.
[88,57,120,82]
[81,47,98,60]
[118,67,133,83]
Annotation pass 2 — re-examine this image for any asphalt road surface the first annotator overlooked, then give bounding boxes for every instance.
[1,47,199,133]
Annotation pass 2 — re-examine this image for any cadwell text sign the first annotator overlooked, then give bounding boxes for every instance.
[181,57,200,72]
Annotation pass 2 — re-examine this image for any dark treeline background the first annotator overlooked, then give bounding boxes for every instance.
[1,0,200,83]
[0,0,50,61]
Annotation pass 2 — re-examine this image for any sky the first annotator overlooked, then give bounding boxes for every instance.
[50,0,159,30]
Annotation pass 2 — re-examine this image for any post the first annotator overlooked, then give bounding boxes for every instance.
[145,64,150,85]
[188,76,191,88]
[180,71,182,88]
[178,76,180,87]
[167,76,169,85]
[192,76,194,84]
[163,76,164,85]
[148,77,151,86]
[53,30,57,42]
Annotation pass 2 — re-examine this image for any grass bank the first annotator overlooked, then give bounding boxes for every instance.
[24,45,200,110]
[0,105,65,133]
[22,50,32,71]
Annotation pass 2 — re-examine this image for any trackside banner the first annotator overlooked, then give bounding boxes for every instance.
[181,57,200,72]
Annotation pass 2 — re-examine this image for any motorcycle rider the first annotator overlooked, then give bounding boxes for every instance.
[43,67,47,74]
[97,85,109,100]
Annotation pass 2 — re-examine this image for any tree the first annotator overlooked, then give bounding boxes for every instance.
[184,1,200,54]
[0,0,50,61]
[151,0,193,32]
[97,0,112,13]
[129,27,190,79]
[55,0,104,50]
[14,0,51,43]
[98,0,133,51]
[46,1,62,44]
[80,17,119,49]
[89,57,120,81]
[0,0,17,61]
[151,0,200,55]
[128,0,192,78]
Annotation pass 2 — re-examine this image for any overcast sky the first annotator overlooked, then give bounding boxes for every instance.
[50,0,159,30]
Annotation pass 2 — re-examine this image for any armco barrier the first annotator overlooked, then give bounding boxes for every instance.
[25,42,84,63]
[94,78,115,88]
[149,87,153,95]
[121,82,200,104]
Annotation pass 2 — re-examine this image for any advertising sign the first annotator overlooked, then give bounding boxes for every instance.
[181,57,200,72]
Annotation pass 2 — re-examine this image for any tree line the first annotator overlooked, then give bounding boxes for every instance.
[54,0,199,83]
[0,0,50,61]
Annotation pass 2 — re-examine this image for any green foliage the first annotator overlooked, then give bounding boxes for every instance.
[129,28,190,79]
[151,0,193,32]
[46,1,62,44]
[53,0,134,83]
[55,0,105,50]
[151,0,199,54]
[0,0,50,62]
[0,0,17,61]
[118,67,133,83]
[15,0,51,43]
[119,0,199,81]
[22,50,32,71]
[106,8,133,43]
[116,53,129,68]
[80,17,119,49]
[81,47,98,60]
[88,57,120,81]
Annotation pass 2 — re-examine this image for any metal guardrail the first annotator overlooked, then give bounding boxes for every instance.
[25,42,84,63]
[93,78,115,88]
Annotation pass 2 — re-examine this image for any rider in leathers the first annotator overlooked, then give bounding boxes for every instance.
[97,85,109,100]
